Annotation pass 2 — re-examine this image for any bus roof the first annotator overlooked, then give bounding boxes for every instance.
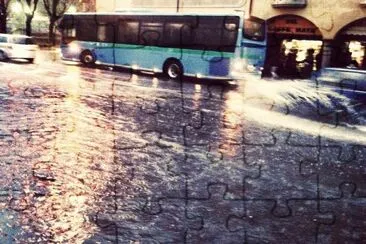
[64,11,243,18]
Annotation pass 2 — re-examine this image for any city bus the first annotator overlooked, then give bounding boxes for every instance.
[58,12,266,80]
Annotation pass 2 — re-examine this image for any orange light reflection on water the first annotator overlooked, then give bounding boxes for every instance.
[29,65,115,242]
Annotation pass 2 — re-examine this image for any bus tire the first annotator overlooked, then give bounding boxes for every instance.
[80,50,95,65]
[163,59,183,80]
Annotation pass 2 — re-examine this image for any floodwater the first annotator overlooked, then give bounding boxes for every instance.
[0,55,365,242]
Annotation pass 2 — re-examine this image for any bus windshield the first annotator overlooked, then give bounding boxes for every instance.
[243,17,265,42]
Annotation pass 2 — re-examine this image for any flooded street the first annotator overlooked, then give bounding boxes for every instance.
[0,52,365,243]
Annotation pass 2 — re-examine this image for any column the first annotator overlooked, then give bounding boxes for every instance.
[321,40,332,68]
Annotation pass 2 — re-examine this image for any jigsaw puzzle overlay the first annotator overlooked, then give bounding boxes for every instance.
[0,10,365,244]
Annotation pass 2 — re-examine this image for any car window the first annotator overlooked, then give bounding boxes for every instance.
[0,36,7,43]
[12,37,34,45]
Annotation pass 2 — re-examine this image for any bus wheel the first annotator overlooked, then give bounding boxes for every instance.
[164,60,183,80]
[0,50,8,61]
[80,50,95,65]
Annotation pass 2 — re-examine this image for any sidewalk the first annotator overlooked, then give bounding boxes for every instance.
[36,47,61,64]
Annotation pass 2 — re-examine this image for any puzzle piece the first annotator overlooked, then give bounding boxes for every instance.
[227,199,334,243]
[317,182,366,243]
[1,7,366,244]
[186,183,246,242]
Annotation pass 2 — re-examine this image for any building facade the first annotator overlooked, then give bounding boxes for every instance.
[78,0,96,12]
[250,0,366,76]
[96,0,366,75]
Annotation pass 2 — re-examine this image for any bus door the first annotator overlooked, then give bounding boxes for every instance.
[241,17,267,72]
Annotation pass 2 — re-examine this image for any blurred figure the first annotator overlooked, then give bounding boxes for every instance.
[347,60,359,69]
[284,48,298,79]
[300,48,315,78]
[315,49,323,71]
[361,56,366,70]
[276,47,287,78]
[339,48,353,68]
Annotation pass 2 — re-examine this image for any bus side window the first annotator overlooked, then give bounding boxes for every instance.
[97,25,114,43]
[192,17,222,50]
[221,16,239,52]
[77,17,97,42]
[64,28,76,38]
[61,17,76,44]
[117,21,139,45]
[140,22,163,46]
[163,23,184,47]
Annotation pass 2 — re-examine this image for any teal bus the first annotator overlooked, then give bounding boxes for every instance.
[58,12,266,80]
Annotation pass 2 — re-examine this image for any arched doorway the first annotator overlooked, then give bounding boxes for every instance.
[331,18,366,70]
[264,15,323,79]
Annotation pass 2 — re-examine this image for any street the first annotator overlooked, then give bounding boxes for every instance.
[0,50,365,243]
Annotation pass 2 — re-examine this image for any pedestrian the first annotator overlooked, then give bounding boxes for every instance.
[339,48,352,68]
[276,47,287,78]
[315,49,322,71]
[347,60,359,69]
[361,56,366,70]
[284,48,299,79]
[300,48,315,78]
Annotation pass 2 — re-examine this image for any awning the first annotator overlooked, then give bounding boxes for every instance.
[341,25,366,36]
[339,19,366,36]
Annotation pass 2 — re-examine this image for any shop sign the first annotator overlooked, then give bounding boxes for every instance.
[268,16,322,36]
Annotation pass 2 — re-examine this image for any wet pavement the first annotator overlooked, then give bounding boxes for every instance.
[0,49,365,243]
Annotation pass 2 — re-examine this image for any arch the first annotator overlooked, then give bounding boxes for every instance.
[262,14,324,78]
[330,17,366,69]
[334,17,366,41]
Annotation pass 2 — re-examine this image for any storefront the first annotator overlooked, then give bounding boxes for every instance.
[264,15,323,78]
[331,18,366,70]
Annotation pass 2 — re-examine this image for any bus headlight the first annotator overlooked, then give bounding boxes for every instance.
[69,42,80,53]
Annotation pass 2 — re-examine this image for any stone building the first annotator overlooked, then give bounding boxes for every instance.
[95,0,366,72]
[78,0,96,12]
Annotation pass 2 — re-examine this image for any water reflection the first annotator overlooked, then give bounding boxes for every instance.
[0,62,365,242]
[9,65,117,242]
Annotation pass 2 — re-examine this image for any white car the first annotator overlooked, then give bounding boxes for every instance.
[0,34,37,63]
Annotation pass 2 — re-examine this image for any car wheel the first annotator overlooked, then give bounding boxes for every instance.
[164,60,183,80]
[80,50,95,65]
[0,50,8,61]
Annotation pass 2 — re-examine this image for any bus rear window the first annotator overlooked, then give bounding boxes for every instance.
[243,17,265,41]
